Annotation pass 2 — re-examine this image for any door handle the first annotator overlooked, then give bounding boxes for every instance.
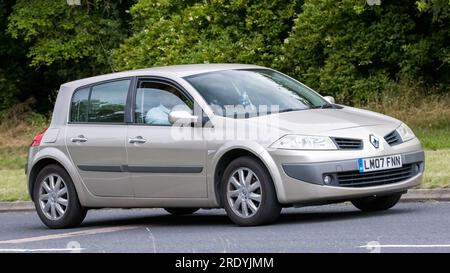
[128,136,146,144]
[71,135,88,143]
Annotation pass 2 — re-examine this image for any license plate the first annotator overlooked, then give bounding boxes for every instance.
[358,154,402,173]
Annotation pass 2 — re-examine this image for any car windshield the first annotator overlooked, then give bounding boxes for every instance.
[185,69,330,118]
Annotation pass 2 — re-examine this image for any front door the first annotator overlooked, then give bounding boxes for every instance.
[65,79,133,197]
[126,79,207,198]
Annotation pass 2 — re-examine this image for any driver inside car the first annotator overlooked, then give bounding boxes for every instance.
[143,85,192,125]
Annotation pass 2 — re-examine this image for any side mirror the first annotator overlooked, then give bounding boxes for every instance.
[168,110,198,125]
[324,96,335,104]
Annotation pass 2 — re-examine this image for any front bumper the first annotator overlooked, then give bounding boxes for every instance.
[282,150,424,186]
[267,138,424,204]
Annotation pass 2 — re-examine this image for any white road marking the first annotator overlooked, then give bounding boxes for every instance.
[0,248,84,252]
[359,244,450,248]
[0,225,140,245]
[145,227,157,253]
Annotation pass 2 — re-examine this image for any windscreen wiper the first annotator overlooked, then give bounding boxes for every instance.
[311,104,334,109]
[278,108,304,113]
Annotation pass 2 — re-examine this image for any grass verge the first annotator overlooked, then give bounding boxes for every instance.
[423,149,450,189]
[0,169,28,201]
[363,88,450,150]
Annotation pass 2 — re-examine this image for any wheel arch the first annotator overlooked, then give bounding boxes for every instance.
[29,157,64,201]
[211,145,285,207]
[28,148,87,204]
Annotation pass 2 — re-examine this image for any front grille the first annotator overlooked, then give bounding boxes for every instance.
[337,164,415,187]
[332,137,363,150]
[384,130,402,146]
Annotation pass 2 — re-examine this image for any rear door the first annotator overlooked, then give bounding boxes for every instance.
[65,79,133,197]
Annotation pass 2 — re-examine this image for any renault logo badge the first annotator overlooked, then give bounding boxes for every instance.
[369,134,380,149]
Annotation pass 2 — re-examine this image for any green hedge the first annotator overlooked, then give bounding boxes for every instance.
[114,0,450,104]
[1,0,449,111]
[112,0,303,69]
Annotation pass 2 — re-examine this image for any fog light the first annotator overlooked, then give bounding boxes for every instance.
[415,164,420,174]
[323,175,332,185]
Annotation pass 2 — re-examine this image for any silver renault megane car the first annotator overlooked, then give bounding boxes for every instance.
[26,64,424,228]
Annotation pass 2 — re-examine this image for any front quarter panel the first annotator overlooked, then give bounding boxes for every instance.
[207,140,286,206]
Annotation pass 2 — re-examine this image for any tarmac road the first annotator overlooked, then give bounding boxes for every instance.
[0,201,449,253]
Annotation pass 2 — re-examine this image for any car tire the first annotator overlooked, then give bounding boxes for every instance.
[221,156,281,226]
[351,193,402,212]
[164,208,199,215]
[33,164,87,229]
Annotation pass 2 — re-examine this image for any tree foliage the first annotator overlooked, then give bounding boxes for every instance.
[113,0,303,70]
[8,0,131,73]
[1,0,449,112]
[275,0,450,101]
[277,0,416,101]
[114,0,450,104]
[2,0,134,112]
[0,0,24,109]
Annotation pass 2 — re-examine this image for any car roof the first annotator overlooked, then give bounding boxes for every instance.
[61,63,264,89]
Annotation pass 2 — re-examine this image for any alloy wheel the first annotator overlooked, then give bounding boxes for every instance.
[39,174,69,220]
[227,167,262,218]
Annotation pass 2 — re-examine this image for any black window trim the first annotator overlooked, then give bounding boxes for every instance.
[68,77,134,125]
[129,76,207,127]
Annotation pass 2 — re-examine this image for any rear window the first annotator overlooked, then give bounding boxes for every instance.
[70,87,89,122]
[69,79,130,123]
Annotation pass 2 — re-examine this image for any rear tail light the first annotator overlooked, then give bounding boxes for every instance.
[31,128,48,147]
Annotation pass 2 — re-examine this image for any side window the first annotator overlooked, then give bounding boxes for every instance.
[70,87,90,122]
[135,81,193,125]
[70,79,130,123]
[89,80,130,123]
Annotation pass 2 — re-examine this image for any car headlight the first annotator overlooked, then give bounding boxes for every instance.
[270,135,337,150]
[396,123,415,142]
